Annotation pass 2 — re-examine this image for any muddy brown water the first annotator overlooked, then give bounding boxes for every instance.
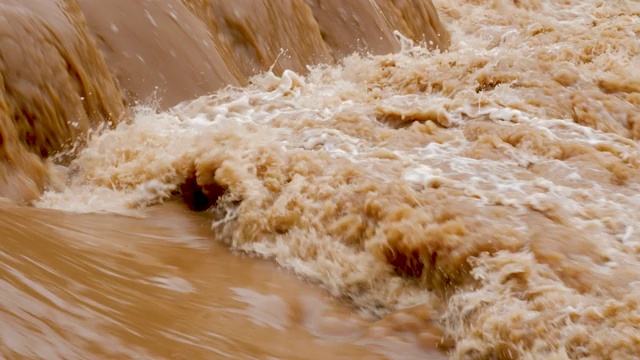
[2,0,640,359]
[0,0,449,359]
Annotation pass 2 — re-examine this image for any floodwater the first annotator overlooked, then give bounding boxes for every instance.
[1,0,639,359]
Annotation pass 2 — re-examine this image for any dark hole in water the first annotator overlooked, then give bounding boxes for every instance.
[180,174,226,212]
[387,250,424,278]
[191,189,211,211]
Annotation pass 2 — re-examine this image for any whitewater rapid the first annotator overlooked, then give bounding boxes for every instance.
[32,0,640,358]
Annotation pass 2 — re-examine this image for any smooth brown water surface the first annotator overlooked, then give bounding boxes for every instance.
[77,0,246,109]
[0,201,445,359]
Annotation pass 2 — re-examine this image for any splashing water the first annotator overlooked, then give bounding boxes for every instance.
[33,0,640,358]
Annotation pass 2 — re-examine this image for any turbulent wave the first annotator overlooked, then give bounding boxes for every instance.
[31,0,640,358]
[0,0,448,203]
